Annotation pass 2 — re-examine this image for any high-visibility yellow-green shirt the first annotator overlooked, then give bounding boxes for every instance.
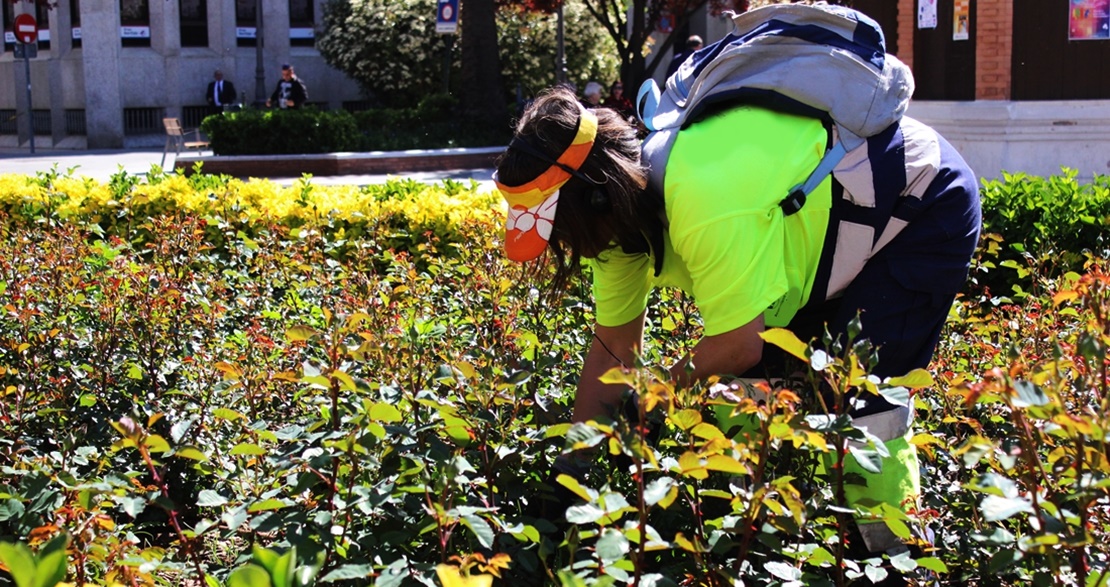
[591,106,832,335]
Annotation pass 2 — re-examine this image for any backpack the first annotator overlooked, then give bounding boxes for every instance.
[636,2,915,216]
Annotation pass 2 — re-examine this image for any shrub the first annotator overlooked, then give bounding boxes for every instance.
[976,169,1110,296]
[2,168,1110,586]
[201,108,362,155]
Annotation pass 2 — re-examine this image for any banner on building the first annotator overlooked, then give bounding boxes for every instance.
[918,0,937,29]
[953,0,970,40]
[1070,0,1110,40]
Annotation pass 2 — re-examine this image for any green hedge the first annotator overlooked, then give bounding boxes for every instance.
[976,169,1110,295]
[200,94,512,155]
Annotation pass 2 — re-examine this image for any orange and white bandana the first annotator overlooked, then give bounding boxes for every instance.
[494,107,598,262]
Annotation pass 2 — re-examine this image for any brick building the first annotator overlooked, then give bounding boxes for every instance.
[671,0,1110,180]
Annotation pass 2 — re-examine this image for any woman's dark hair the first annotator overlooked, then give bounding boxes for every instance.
[496,86,666,297]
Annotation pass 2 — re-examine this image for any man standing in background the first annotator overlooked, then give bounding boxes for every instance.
[206,69,237,114]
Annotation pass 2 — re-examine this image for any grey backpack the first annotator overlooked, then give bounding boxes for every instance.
[637,3,915,215]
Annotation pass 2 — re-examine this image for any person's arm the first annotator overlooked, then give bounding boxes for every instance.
[267,84,279,107]
[574,312,646,424]
[206,82,215,105]
[295,80,308,106]
[670,315,765,389]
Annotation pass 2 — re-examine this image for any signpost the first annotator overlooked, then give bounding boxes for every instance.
[14,14,36,154]
[436,0,458,94]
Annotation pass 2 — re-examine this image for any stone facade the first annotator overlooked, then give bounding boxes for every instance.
[1,0,362,148]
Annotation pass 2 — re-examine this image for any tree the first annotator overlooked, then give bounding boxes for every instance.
[318,0,618,117]
[576,0,739,90]
[459,0,508,128]
[498,1,620,106]
[317,0,455,108]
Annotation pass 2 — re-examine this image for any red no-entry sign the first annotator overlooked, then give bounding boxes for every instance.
[14,13,38,45]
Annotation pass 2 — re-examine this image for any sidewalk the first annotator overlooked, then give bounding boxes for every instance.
[0,147,498,191]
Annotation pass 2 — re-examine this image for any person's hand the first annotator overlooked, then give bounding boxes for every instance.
[265,99,272,108]
[285,99,295,108]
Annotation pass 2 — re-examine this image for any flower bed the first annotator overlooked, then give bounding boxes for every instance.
[0,167,1108,586]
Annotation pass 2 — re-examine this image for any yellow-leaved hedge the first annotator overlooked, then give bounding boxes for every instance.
[0,172,505,251]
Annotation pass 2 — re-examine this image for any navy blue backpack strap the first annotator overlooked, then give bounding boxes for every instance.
[780,141,848,216]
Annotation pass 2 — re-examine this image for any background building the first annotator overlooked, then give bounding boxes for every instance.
[1,0,362,148]
[658,0,1110,181]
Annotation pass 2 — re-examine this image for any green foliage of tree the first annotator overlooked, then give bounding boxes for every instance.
[317,0,455,108]
[318,0,619,111]
[498,1,621,103]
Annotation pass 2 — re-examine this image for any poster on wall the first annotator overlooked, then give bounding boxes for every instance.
[1070,0,1110,40]
[953,0,970,40]
[918,0,938,29]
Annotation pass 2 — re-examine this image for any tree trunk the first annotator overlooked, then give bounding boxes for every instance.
[460,0,508,128]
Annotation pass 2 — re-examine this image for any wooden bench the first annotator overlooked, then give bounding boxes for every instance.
[162,117,210,167]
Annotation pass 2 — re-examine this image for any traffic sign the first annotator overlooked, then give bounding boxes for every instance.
[436,0,458,34]
[14,13,37,45]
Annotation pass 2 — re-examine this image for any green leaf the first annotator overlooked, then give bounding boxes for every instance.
[32,534,69,587]
[916,557,949,573]
[248,499,288,513]
[848,446,883,474]
[595,528,629,563]
[442,416,473,447]
[642,477,677,507]
[886,369,934,389]
[213,408,247,421]
[230,443,268,456]
[981,494,1034,522]
[251,544,280,574]
[271,547,296,587]
[878,386,910,408]
[669,409,702,431]
[760,328,809,361]
[988,547,1023,573]
[176,446,208,461]
[198,490,228,507]
[285,326,318,342]
[556,570,589,587]
[369,402,402,422]
[1013,379,1050,407]
[228,564,273,587]
[690,422,725,441]
[461,513,495,549]
[319,564,374,583]
[565,503,604,524]
[704,454,748,475]
[863,564,889,583]
[764,561,801,581]
[119,496,147,517]
[888,550,917,572]
[0,542,35,587]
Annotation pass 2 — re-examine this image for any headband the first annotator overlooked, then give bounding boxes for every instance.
[494,105,598,262]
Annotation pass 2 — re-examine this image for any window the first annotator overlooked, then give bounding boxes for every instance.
[180,0,207,47]
[2,3,12,54]
[289,0,314,47]
[121,0,150,47]
[35,2,49,50]
[236,0,257,47]
[71,0,81,48]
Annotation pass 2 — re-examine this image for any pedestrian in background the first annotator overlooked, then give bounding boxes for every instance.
[266,63,308,109]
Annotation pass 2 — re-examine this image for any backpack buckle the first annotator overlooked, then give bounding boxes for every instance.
[779,188,806,216]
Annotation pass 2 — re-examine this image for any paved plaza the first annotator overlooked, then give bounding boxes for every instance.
[0,147,497,191]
